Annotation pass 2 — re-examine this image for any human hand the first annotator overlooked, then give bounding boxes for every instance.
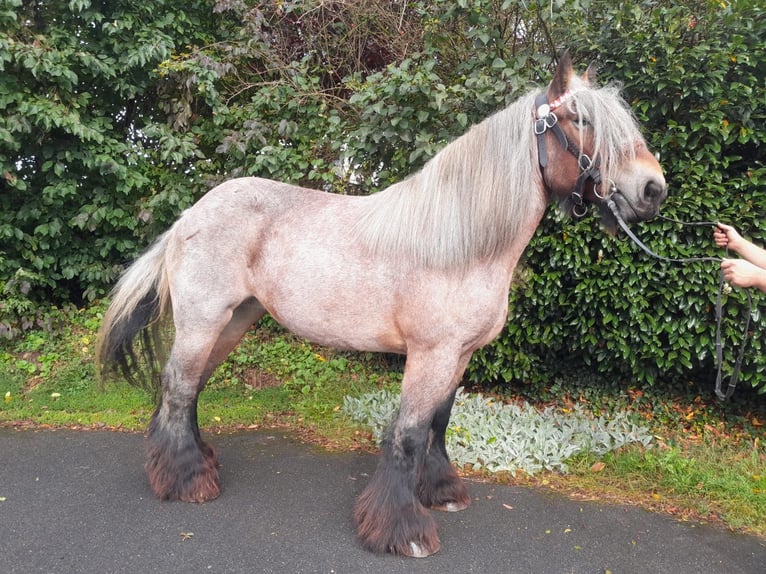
[720,258,765,289]
[714,223,744,252]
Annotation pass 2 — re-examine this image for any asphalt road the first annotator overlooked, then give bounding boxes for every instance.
[0,428,763,574]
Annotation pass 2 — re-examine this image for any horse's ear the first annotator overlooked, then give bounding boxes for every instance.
[549,51,574,99]
[582,62,597,85]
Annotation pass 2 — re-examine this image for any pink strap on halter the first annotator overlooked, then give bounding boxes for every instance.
[549,89,582,111]
[536,89,582,120]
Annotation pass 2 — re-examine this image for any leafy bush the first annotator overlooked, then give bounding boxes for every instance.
[469,0,766,393]
[0,0,236,334]
[2,0,763,395]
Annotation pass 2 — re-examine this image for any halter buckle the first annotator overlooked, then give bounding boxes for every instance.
[534,112,558,135]
[578,153,594,171]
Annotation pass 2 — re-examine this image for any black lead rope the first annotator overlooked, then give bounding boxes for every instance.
[606,199,752,401]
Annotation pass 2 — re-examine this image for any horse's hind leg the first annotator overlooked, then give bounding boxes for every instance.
[146,298,265,502]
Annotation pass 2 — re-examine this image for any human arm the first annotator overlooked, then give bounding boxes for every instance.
[720,258,766,292]
[714,223,766,270]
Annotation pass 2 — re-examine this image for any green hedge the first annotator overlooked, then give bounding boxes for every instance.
[1,0,763,392]
[469,0,766,393]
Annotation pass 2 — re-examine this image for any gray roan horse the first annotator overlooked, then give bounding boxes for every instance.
[97,54,666,557]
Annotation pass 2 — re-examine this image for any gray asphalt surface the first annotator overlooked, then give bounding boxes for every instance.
[1,428,763,574]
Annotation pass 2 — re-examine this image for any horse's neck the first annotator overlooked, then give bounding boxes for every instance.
[497,198,548,281]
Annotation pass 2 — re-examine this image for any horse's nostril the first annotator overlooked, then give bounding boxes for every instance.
[644,180,666,202]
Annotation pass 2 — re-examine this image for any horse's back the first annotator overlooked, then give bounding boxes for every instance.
[162,177,395,348]
[183,177,318,220]
[168,177,336,262]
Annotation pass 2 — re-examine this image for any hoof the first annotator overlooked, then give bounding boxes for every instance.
[418,464,471,513]
[146,439,221,503]
[354,492,441,557]
[176,470,221,503]
[432,499,471,513]
[406,539,440,558]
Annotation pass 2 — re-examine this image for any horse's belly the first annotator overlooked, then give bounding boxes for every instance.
[252,255,406,353]
[267,302,405,353]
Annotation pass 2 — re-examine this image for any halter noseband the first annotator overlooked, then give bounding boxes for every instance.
[534,91,607,217]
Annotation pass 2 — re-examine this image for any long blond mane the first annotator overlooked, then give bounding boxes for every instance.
[356,91,542,270]
[355,78,645,270]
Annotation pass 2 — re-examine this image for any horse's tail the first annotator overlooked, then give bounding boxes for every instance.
[96,230,172,397]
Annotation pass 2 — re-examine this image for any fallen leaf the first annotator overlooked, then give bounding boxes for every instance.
[213,416,221,423]
[50,392,61,399]
[4,391,10,403]
[0,496,7,502]
[502,503,513,511]
[591,462,606,473]
[180,532,194,541]
[752,418,763,427]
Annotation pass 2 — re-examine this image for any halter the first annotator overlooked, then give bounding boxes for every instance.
[534,91,605,216]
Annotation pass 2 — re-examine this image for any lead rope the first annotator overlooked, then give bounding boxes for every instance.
[605,198,752,401]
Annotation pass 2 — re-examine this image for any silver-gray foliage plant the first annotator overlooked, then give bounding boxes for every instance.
[343,387,653,475]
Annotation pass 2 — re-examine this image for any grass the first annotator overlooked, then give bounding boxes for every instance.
[1,304,764,538]
[0,306,399,443]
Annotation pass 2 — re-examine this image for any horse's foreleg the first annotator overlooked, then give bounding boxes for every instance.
[417,352,472,512]
[146,299,264,503]
[354,349,464,557]
[354,413,436,557]
[417,389,471,512]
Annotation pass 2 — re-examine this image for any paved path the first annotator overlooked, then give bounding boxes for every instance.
[1,428,763,573]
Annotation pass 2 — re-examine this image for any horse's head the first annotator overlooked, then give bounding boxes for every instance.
[535,53,666,230]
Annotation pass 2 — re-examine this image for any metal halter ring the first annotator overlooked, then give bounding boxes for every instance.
[571,191,588,218]
[594,179,617,200]
[572,201,588,218]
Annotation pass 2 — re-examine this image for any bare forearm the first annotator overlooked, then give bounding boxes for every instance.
[713,224,766,267]
[730,239,766,270]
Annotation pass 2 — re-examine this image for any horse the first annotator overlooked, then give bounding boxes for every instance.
[96,53,666,557]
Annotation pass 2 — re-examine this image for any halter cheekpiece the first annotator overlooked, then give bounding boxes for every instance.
[534,90,607,217]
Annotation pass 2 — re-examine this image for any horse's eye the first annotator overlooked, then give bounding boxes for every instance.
[576,116,591,128]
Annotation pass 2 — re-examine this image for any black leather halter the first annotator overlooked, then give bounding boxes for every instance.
[534,92,603,217]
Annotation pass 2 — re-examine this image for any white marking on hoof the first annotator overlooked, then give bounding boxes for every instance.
[408,542,428,558]
[433,500,469,512]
